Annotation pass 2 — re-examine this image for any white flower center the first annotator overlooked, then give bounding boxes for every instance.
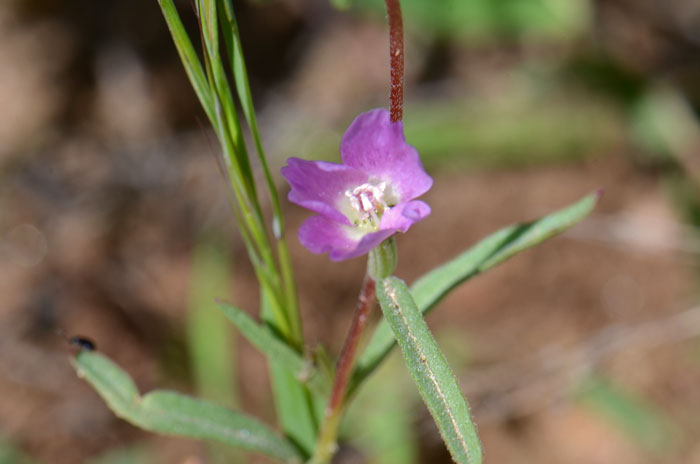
[344,181,392,229]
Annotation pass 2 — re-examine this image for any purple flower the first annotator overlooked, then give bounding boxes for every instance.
[281,108,433,261]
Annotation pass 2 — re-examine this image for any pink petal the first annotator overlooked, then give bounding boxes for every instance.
[379,200,431,233]
[340,109,433,202]
[281,157,368,225]
[299,215,396,261]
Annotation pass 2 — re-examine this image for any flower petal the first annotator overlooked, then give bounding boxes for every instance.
[340,109,433,202]
[299,215,396,261]
[379,200,431,233]
[281,157,368,225]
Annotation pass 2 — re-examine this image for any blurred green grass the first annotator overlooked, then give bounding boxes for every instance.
[354,0,591,42]
[0,440,38,464]
[576,376,678,457]
[345,353,419,463]
[186,237,241,463]
[187,238,236,408]
[86,445,152,464]
[303,82,625,170]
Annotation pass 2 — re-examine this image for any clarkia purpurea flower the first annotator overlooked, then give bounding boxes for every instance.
[281,108,432,261]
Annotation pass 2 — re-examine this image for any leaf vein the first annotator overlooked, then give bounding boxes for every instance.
[386,284,472,464]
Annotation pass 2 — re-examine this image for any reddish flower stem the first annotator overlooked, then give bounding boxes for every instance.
[385,0,405,123]
[327,275,376,410]
[311,6,403,461]
[310,275,376,463]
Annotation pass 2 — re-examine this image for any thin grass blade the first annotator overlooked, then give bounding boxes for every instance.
[217,0,303,342]
[218,0,283,233]
[157,0,215,124]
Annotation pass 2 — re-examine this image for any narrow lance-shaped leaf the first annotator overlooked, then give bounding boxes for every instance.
[72,351,302,463]
[184,0,267,278]
[158,0,313,457]
[216,300,330,396]
[376,277,482,464]
[157,0,215,124]
[199,0,260,218]
[218,0,285,236]
[217,0,303,344]
[352,192,599,393]
[198,0,219,61]
[259,289,319,458]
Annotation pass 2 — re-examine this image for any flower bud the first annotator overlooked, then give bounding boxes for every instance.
[368,237,397,280]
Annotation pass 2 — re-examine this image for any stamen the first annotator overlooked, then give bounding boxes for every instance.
[344,182,390,229]
[360,193,374,212]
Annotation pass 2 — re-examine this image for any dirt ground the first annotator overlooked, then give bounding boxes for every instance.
[2,1,700,463]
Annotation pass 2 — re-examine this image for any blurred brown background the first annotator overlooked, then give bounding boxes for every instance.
[2,0,700,463]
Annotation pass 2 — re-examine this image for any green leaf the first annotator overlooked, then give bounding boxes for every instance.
[173,0,264,274]
[217,0,302,345]
[220,0,287,242]
[259,290,319,458]
[413,191,599,310]
[157,0,215,124]
[376,277,482,464]
[268,364,318,457]
[352,192,599,393]
[72,351,302,463]
[216,300,329,397]
[200,0,259,209]
[198,0,219,63]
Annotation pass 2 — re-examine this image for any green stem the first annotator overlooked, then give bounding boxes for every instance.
[277,240,303,347]
[310,408,343,464]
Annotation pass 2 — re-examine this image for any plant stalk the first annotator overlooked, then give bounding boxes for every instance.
[311,2,405,460]
[385,0,404,123]
[310,275,376,464]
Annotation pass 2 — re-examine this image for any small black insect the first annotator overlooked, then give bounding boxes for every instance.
[68,336,96,352]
